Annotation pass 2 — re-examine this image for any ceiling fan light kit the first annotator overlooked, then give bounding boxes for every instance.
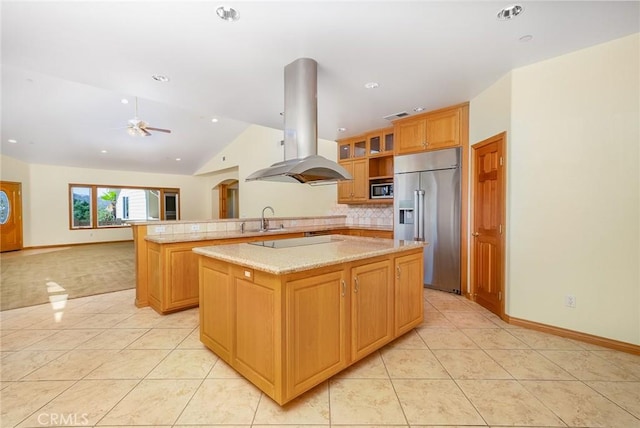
[126,97,172,137]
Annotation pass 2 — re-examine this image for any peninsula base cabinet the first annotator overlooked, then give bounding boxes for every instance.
[146,233,304,314]
[198,248,424,405]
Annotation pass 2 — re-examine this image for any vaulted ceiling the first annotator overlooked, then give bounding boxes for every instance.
[2,1,638,174]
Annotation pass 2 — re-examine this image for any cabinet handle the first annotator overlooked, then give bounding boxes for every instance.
[396,266,401,279]
[354,277,359,293]
[341,280,346,297]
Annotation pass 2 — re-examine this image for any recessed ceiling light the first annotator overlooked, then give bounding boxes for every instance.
[337,127,347,132]
[364,82,379,89]
[8,139,17,144]
[175,158,181,161]
[497,4,524,20]
[211,118,219,123]
[101,150,108,154]
[151,74,170,82]
[413,107,425,112]
[121,98,129,104]
[216,6,240,22]
[519,34,533,42]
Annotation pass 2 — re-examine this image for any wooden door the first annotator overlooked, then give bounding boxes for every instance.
[471,133,506,317]
[351,260,393,361]
[218,183,228,219]
[0,181,23,252]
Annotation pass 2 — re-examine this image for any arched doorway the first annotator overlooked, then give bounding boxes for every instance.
[217,180,239,219]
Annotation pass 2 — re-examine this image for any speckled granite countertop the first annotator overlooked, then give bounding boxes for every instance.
[145,224,393,244]
[193,235,425,275]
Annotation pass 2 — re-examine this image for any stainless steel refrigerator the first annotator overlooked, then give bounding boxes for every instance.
[394,147,461,294]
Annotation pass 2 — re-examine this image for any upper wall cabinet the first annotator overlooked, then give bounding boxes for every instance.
[394,103,469,156]
[338,136,367,161]
[337,127,394,205]
[367,128,394,156]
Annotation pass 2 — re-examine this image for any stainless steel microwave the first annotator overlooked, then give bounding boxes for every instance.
[371,183,393,199]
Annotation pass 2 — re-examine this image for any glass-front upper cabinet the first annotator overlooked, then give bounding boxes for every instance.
[367,128,394,156]
[353,138,366,158]
[339,137,367,161]
[339,141,352,160]
[383,129,394,152]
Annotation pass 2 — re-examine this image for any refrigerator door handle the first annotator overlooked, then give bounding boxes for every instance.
[413,190,420,240]
[418,190,425,241]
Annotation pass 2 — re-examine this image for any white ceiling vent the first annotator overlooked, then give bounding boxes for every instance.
[383,111,409,121]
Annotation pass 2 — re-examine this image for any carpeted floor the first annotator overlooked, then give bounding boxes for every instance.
[0,242,135,311]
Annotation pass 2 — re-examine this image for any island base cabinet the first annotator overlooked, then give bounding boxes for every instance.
[148,242,200,314]
[199,258,232,362]
[351,260,394,361]
[198,248,424,405]
[234,271,280,397]
[285,269,347,398]
[394,252,425,336]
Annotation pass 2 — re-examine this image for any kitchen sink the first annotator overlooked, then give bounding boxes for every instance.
[248,235,342,248]
[243,227,287,233]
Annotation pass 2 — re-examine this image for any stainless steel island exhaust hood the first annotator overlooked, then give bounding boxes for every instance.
[245,58,352,184]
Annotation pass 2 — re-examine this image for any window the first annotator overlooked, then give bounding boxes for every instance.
[122,196,129,219]
[71,186,92,228]
[69,184,180,230]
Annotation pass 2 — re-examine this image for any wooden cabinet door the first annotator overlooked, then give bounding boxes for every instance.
[394,251,424,336]
[337,162,354,203]
[337,159,367,203]
[351,260,393,361]
[425,108,460,150]
[199,258,233,361]
[351,159,368,201]
[166,246,200,310]
[285,270,347,398]
[395,118,426,155]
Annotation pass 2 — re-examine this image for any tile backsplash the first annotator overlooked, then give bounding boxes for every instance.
[329,203,393,227]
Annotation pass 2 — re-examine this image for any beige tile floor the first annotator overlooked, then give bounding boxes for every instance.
[1,288,639,427]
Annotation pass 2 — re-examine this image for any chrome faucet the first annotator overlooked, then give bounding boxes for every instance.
[261,206,274,231]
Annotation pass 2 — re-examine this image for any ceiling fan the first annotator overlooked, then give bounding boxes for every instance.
[127,97,171,137]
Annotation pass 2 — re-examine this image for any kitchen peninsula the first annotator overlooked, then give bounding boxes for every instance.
[193,235,425,405]
[130,216,393,314]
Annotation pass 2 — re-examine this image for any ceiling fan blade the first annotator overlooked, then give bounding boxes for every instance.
[141,128,152,137]
[145,127,172,133]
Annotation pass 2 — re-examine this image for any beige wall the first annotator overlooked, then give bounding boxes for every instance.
[199,167,240,219]
[469,33,639,345]
[1,156,210,247]
[196,124,338,218]
[468,73,513,301]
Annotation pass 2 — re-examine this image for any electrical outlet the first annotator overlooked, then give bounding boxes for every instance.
[154,226,166,233]
[565,295,576,308]
[190,224,200,232]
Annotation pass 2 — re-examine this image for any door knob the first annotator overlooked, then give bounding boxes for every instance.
[471,232,480,237]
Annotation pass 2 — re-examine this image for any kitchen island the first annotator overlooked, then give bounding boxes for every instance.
[194,235,425,405]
